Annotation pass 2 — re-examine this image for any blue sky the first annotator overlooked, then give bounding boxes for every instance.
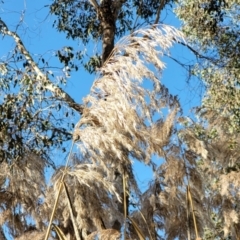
[0,1,202,236]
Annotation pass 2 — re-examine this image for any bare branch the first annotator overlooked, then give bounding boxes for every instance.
[178,40,219,64]
[0,18,84,114]
[154,0,167,24]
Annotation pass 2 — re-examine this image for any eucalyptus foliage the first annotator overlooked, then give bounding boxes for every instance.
[175,0,240,238]
[176,0,240,132]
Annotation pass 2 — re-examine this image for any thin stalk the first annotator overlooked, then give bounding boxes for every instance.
[123,170,127,240]
[63,182,82,240]
[44,182,64,240]
[137,209,153,240]
[186,190,191,240]
[44,141,75,240]
[181,141,201,240]
[187,185,199,239]
[128,217,145,240]
[52,224,68,240]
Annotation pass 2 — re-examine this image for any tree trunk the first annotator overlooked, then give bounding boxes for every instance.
[99,0,116,64]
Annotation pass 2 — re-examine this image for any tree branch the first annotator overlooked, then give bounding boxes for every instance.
[0,18,84,114]
[154,0,167,24]
[178,41,220,65]
[98,0,116,64]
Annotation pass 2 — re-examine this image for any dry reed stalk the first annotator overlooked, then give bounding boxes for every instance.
[63,182,81,240]
[52,224,68,240]
[128,217,145,240]
[187,185,199,239]
[44,142,75,240]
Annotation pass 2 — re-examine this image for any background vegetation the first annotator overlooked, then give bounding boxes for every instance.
[0,0,239,239]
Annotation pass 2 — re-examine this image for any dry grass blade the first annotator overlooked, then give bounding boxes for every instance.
[186,190,191,240]
[128,217,145,240]
[44,182,64,240]
[138,208,154,240]
[44,142,75,240]
[52,223,68,240]
[123,170,127,239]
[187,186,199,239]
[63,182,81,240]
